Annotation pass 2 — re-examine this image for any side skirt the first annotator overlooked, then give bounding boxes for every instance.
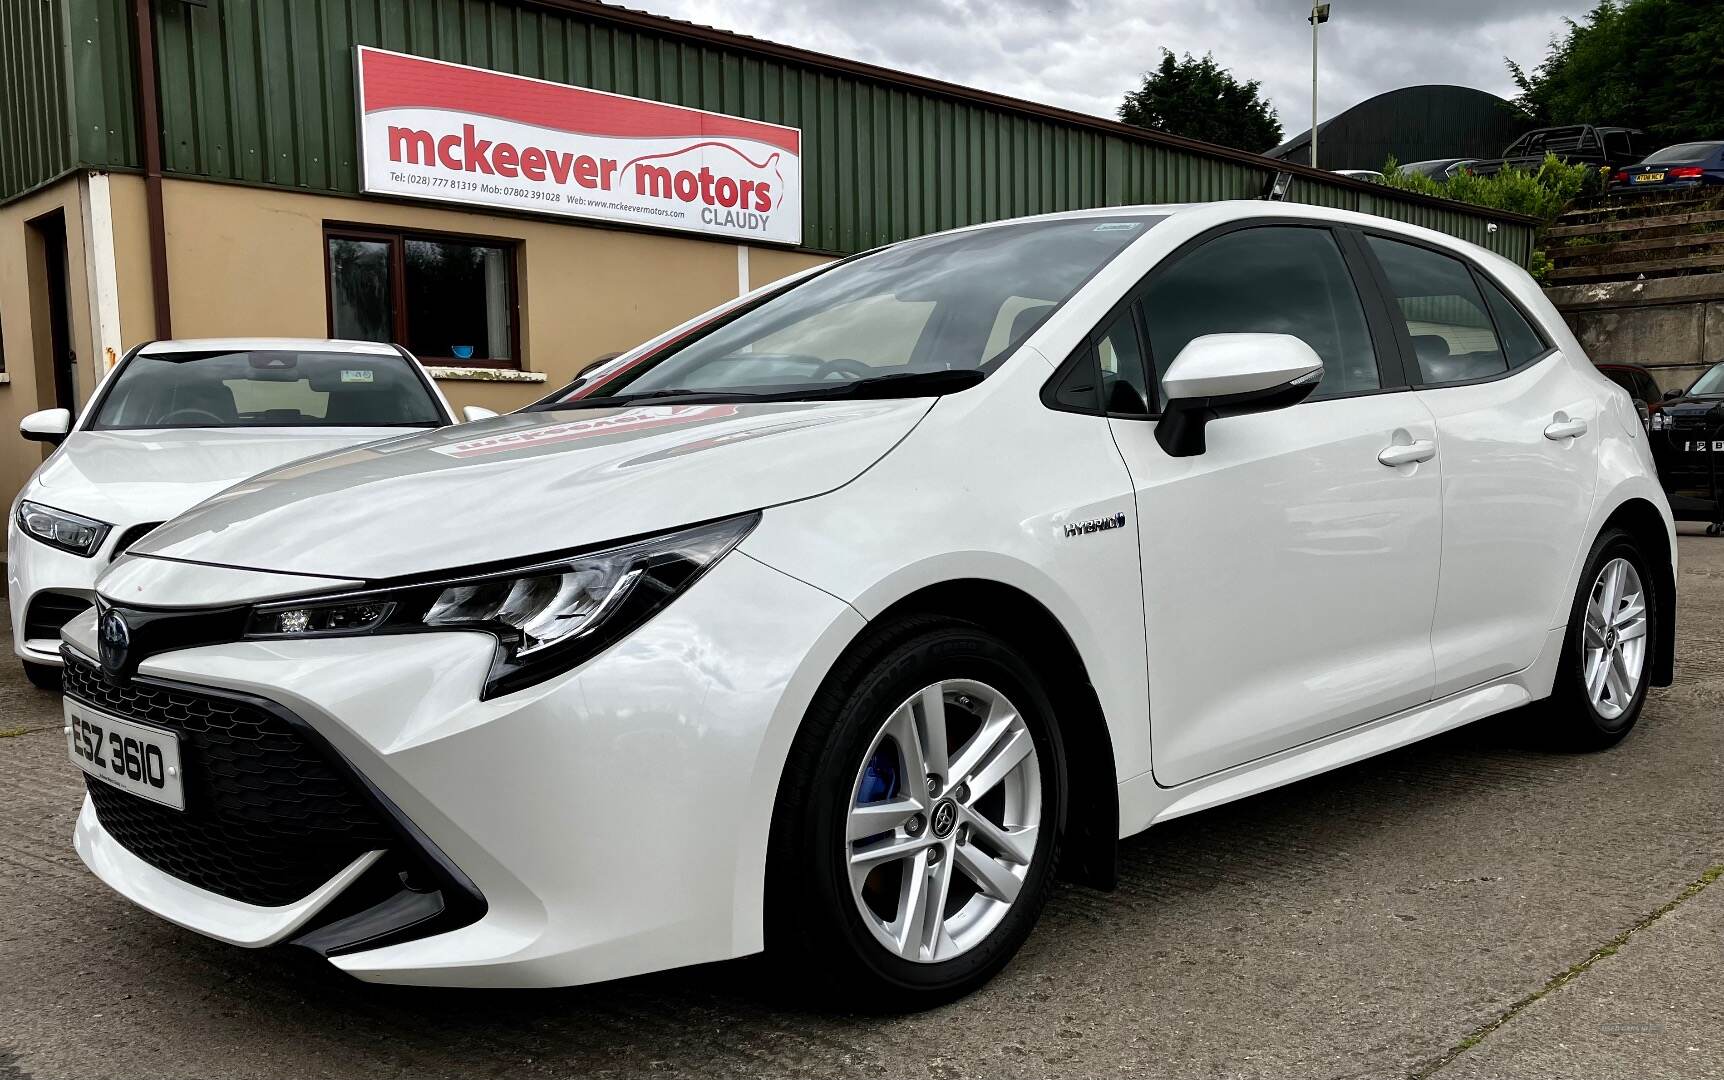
[1116,626,1565,837]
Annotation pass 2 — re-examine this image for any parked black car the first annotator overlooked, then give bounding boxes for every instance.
[1470,125,1652,177]
[1650,361,1724,533]
[1609,140,1724,193]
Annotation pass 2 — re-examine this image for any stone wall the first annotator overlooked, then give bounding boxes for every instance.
[1546,273,1724,393]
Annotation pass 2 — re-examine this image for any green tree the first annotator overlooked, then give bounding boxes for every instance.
[1507,0,1724,142]
[1119,50,1282,153]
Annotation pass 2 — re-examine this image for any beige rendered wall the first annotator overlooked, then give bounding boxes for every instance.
[0,176,99,512]
[158,179,833,415]
[747,245,831,290]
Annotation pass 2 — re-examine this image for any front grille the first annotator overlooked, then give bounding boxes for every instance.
[65,655,394,907]
[24,592,92,641]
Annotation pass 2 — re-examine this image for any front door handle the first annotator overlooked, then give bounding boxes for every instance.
[1544,416,1588,441]
[1378,440,1436,467]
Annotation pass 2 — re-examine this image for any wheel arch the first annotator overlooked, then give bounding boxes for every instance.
[853,578,1121,890]
[1596,497,1677,687]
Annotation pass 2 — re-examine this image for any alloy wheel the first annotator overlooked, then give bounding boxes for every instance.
[1583,556,1648,720]
[845,679,1042,964]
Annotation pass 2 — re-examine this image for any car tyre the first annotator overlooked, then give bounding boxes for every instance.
[766,617,1065,1010]
[22,660,62,692]
[1538,527,1656,750]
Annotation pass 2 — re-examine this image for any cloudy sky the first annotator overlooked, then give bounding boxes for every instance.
[626,0,1594,140]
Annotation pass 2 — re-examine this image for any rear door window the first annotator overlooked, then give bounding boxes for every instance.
[1476,276,1549,369]
[1366,237,1508,386]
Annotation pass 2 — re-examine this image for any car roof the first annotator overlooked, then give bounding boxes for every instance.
[897,200,1514,272]
[136,337,402,357]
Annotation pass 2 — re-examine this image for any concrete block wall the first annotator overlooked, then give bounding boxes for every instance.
[1547,274,1724,393]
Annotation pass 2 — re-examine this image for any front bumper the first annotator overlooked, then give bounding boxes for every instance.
[75,799,383,946]
[8,520,102,667]
[68,550,864,988]
[1651,430,1724,506]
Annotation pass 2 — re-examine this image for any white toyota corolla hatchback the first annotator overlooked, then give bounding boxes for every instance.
[11,338,465,689]
[63,202,1673,1007]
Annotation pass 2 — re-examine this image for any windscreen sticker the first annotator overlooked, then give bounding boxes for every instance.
[1093,222,1141,232]
[341,369,376,383]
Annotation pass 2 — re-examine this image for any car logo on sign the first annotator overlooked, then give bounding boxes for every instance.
[98,606,130,676]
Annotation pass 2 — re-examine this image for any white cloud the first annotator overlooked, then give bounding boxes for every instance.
[623,0,1591,138]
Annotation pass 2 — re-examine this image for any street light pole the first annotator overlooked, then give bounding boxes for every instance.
[1310,3,1330,170]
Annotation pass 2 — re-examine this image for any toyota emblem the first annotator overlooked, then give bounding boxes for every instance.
[98,606,130,676]
[931,799,958,839]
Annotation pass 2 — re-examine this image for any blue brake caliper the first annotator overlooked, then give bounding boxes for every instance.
[855,743,901,844]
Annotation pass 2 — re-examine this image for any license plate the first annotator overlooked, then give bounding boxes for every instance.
[1634,172,1666,183]
[65,698,185,810]
[1684,440,1724,453]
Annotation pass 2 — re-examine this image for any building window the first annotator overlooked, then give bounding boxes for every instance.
[325,225,519,367]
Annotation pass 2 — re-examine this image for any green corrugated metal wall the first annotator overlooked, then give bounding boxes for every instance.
[67,0,141,173]
[0,0,76,200]
[14,0,1534,266]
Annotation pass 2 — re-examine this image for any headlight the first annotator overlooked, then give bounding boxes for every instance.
[1650,410,1672,431]
[246,513,758,698]
[15,500,112,558]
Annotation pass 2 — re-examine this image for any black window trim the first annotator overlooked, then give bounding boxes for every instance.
[1041,217,1413,420]
[1351,225,1559,393]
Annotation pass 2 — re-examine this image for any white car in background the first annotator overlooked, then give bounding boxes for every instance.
[62,204,1673,1008]
[10,338,479,688]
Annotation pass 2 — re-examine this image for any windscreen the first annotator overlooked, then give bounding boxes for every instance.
[1689,363,1724,397]
[539,215,1160,406]
[1643,142,1722,165]
[91,350,444,429]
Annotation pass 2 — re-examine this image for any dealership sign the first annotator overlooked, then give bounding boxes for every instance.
[355,47,803,244]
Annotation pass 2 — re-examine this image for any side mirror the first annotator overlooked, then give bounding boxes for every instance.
[1155,334,1324,458]
[20,408,72,445]
[462,405,499,423]
[1663,388,1684,401]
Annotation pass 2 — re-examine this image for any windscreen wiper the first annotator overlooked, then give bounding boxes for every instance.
[536,369,986,410]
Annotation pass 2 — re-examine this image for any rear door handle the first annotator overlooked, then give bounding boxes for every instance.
[1544,417,1588,441]
[1378,440,1436,467]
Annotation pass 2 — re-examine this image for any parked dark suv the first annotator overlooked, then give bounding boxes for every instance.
[1650,360,1724,532]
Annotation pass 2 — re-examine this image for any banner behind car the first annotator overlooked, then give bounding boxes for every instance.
[356,47,803,245]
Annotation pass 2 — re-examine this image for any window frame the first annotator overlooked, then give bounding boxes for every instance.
[322,222,523,370]
[1042,219,1410,420]
[1351,226,1557,391]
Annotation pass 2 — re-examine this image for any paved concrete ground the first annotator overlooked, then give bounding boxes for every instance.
[2,532,1720,1080]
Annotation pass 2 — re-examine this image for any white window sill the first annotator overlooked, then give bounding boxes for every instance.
[426,366,547,383]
